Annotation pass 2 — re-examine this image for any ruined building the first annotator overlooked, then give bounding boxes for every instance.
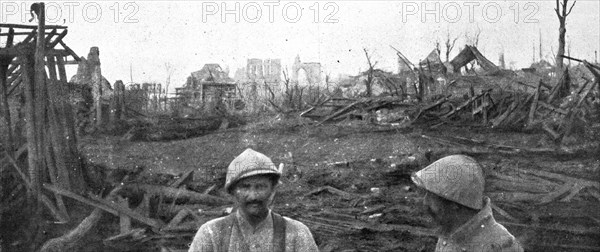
[176,64,237,109]
[246,58,282,83]
[292,55,323,86]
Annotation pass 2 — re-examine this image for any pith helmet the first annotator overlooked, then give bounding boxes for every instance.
[225,148,281,193]
[411,155,484,209]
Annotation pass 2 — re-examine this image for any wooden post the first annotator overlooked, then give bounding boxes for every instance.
[56,56,79,154]
[23,2,47,208]
[482,93,488,124]
[45,56,72,191]
[527,80,542,129]
[0,61,14,155]
[117,196,132,234]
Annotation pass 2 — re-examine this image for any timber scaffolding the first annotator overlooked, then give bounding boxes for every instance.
[0,5,87,251]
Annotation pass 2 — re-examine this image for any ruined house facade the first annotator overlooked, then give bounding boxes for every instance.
[175,64,237,110]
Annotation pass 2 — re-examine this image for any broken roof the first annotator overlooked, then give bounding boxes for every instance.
[449,45,499,73]
[190,64,234,83]
[420,49,443,66]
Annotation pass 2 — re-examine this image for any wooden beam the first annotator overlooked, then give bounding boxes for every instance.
[55,56,68,82]
[30,2,47,203]
[7,74,22,96]
[44,183,165,229]
[45,55,58,81]
[58,40,80,61]
[537,101,568,115]
[0,23,67,30]
[526,80,542,129]
[169,170,194,188]
[0,63,14,153]
[43,28,58,45]
[0,31,55,36]
[6,28,15,47]
[47,29,68,48]
[117,196,131,234]
[22,29,37,44]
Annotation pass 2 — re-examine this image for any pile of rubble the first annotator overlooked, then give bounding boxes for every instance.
[301,60,600,144]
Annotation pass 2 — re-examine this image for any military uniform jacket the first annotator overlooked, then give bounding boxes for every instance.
[188,210,318,252]
[435,197,524,252]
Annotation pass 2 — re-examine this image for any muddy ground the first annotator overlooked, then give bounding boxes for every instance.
[37,116,600,251]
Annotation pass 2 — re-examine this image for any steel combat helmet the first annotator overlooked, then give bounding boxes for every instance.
[411,155,485,209]
[224,148,281,193]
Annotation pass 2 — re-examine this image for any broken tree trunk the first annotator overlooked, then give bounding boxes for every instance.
[39,208,103,252]
[39,186,123,252]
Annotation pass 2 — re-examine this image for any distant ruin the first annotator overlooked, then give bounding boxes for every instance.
[292,55,323,86]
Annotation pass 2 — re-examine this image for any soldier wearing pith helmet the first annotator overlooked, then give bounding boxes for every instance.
[411,155,523,252]
[189,148,318,252]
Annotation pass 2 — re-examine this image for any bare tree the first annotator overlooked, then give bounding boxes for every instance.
[363,48,377,97]
[555,0,576,71]
[435,39,442,59]
[445,31,459,62]
[164,62,175,110]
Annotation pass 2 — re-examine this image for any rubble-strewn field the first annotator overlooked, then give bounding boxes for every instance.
[71,116,600,252]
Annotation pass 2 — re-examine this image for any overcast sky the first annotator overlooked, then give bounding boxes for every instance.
[1,1,599,92]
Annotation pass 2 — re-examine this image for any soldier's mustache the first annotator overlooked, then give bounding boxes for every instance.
[245,200,263,205]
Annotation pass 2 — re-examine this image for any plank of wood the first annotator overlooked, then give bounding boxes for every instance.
[488,178,552,194]
[169,170,194,188]
[538,182,574,205]
[0,23,67,29]
[443,92,486,119]
[414,95,451,120]
[89,193,165,229]
[202,184,217,195]
[490,202,519,222]
[117,196,131,234]
[520,169,600,189]
[560,182,585,202]
[526,81,542,129]
[58,40,80,61]
[317,100,361,125]
[166,209,190,228]
[586,188,600,202]
[491,99,518,127]
[488,192,544,202]
[44,183,164,229]
[542,122,562,141]
[43,183,117,216]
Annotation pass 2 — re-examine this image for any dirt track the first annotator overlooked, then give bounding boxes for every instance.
[77,118,600,251]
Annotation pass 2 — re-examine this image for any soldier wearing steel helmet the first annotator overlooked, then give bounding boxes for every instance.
[411,155,523,252]
[189,148,318,252]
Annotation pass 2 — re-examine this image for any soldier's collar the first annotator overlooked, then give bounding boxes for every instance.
[445,197,494,244]
[236,209,273,233]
